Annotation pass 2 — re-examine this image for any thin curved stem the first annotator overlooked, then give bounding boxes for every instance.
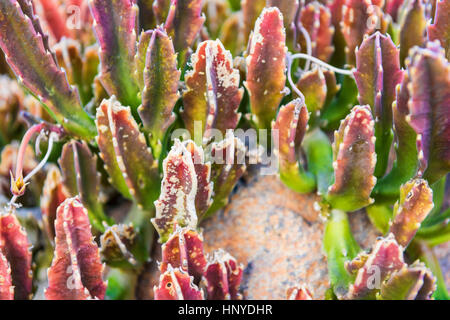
[14,123,44,179]
[286,53,306,100]
[8,195,18,208]
[24,132,56,183]
[289,53,355,76]
[298,26,312,72]
[286,52,354,101]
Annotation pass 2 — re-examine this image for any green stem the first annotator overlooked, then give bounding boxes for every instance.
[323,209,361,299]
[320,76,358,131]
[125,203,155,264]
[422,177,447,227]
[416,222,450,247]
[105,268,138,300]
[408,240,450,300]
[302,128,334,196]
[366,203,392,234]
[279,164,316,194]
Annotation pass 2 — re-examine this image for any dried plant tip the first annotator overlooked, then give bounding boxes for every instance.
[326,105,377,212]
[54,39,99,106]
[45,197,106,300]
[203,249,243,300]
[287,285,313,300]
[203,0,231,39]
[53,38,82,88]
[389,179,434,247]
[154,265,204,300]
[136,0,156,31]
[152,140,198,243]
[160,227,207,283]
[245,7,287,130]
[405,42,450,184]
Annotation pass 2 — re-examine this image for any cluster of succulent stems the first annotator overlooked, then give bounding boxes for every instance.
[0,0,448,301]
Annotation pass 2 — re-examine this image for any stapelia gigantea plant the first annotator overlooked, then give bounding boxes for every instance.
[0,0,448,300]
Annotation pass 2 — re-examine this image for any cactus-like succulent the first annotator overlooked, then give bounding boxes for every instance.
[286,285,313,300]
[45,197,106,300]
[154,266,204,300]
[245,7,287,131]
[203,249,243,300]
[0,0,448,302]
[153,141,243,299]
[344,234,435,300]
[0,207,32,300]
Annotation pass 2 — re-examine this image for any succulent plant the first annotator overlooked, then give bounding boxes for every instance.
[0,0,447,301]
[286,285,313,300]
[273,0,450,300]
[45,197,106,300]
